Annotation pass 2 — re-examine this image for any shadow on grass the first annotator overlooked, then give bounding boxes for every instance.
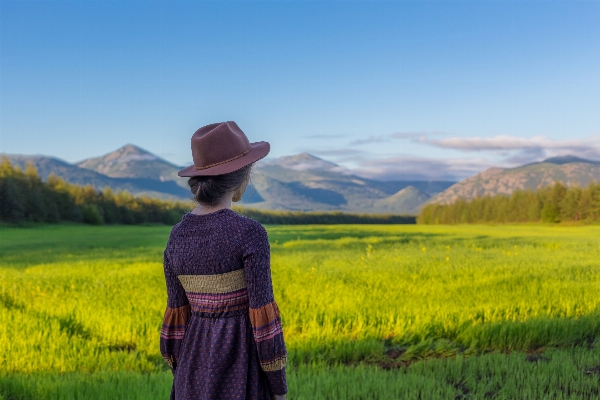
[0,372,171,400]
[289,311,600,367]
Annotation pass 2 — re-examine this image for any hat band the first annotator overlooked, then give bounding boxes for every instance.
[194,148,252,170]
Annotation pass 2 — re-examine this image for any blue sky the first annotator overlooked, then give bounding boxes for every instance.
[1,1,599,181]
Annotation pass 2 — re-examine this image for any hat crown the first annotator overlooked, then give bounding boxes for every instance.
[191,121,252,170]
[178,121,270,177]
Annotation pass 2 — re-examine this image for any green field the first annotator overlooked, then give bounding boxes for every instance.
[2,223,600,399]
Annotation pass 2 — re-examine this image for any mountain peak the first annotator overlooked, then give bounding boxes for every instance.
[120,143,152,153]
[266,153,343,172]
[105,144,158,162]
[76,144,181,180]
[542,155,600,165]
[280,152,331,163]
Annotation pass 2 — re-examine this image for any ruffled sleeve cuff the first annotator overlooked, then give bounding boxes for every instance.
[160,304,191,372]
[249,301,288,394]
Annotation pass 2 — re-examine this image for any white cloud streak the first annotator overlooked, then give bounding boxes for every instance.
[350,130,600,154]
[349,131,444,146]
[422,134,600,165]
[302,132,600,182]
[425,135,600,153]
[351,156,496,181]
[303,134,352,139]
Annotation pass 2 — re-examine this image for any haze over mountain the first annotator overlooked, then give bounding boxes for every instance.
[249,153,452,213]
[76,144,185,187]
[373,186,431,214]
[2,146,455,214]
[3,154,189,200]
[263,153,348,173]
[431,156,600,205]
[7,145,600,213]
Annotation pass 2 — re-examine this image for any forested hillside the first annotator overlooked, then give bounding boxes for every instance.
[5,147,454,213]
[419,182,600,224]
[431,157,600,205]
[0,158,416,225]
[0,158,190,225]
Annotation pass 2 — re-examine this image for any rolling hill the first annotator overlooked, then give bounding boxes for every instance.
[373,186,431,215]
[431,156,600,205]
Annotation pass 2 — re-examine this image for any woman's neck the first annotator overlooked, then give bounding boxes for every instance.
[191,194,233,215]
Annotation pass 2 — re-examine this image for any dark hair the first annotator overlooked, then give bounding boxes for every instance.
[188,164,253,206]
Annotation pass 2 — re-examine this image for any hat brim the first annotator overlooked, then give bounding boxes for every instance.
[178,141,270,177]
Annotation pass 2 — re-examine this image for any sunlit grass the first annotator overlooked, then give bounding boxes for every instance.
[269,224,600,363]
[2,223,600,398]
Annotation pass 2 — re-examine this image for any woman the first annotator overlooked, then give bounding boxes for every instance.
[160,122,287,400]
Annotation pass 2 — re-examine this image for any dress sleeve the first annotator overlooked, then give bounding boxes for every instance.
[160,248,190,374]
[243,224,288,395]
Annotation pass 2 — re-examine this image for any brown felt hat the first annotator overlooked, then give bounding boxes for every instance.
[178,121,270,177]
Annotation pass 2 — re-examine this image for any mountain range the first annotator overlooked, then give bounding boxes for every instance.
[248,153,453,212]
[4,146,600,214]
[2,145,454,214]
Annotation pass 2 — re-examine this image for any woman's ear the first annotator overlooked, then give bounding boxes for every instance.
[232,177,250,202]
[232,187,243,202]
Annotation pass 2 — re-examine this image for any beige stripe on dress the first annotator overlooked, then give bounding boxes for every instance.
[178,269,247,294]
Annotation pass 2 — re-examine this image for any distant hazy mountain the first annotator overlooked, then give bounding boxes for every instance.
[373,186,431,215]
[249,153,453,213]
[431,156,600,205]
[263,152,347,173]
[77,144,186,188]
[2,154,190,201]
[2,148,455,214]
[539,155,600,166]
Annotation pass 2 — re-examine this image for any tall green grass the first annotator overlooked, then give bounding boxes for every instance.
[4,347,600,399]
[2,223,600,398]
[268,224,600,363]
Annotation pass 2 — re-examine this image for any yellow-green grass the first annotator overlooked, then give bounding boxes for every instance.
[2,223,600,399]
[270,224,600,363]
[4,348,600,399]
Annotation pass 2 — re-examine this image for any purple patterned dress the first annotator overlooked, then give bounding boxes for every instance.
[160,209,288,399]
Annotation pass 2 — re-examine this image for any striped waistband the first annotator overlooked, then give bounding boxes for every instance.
[178,268,246,293]
[178,269,249,315]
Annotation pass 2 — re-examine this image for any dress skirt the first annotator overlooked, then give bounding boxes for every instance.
[172,311,271,399]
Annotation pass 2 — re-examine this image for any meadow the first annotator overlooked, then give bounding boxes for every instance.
[2,223,600,399]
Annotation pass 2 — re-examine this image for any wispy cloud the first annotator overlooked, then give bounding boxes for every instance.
[349,135,392,146]
[349,131,444,146]
[302,145,494,181]
[421,135,600,165]
[424,135,600,152]
[502,148,547,165]
[351,156,495,181]
[307,148,368,164]
[391,131,446,140]
[297,132,600,182]
[350,131,600,155]
[303,134,352,139]
[310,148,366,156]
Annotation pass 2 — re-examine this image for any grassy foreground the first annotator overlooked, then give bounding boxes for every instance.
[3,348,600,400]
[2,223,600,398]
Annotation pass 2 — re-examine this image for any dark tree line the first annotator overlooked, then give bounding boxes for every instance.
[418,182,600,224]
[233,207,416,225]
[0,158,417,226]
[0,158,191,225]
